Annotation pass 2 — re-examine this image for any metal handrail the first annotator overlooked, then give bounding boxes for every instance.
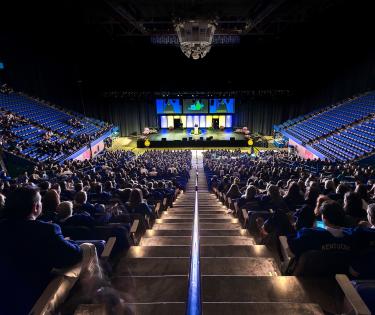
[186,151,202,315]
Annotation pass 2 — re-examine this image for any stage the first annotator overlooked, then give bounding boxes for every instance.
[137,128,249,148]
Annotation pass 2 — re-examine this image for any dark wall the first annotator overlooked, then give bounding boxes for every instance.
[1,1,375,135]
[299,46,375,110]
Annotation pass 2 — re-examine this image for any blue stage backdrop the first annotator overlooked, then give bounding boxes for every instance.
[209,98,235,113]
[183,99,209,114]
[156,99,182,114]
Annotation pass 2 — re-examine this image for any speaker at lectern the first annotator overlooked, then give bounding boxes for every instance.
[193,124,199,135]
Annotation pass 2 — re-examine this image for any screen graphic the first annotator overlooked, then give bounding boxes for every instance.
[183,99,209,114]
[209,98,235,113]
[156,99,182,114]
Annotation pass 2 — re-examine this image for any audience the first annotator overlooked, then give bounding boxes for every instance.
[204,148,375,275]
[1,144,374,311]
[0,186,83,314]
[0,148,192,313]
[1,88,114,163]
[287,200,352,257]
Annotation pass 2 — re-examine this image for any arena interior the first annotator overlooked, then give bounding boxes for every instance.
[1,1,375,314]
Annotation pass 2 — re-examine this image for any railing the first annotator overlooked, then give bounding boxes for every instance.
[186,151,202,315]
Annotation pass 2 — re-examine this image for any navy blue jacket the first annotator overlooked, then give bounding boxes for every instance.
[58,213,96,228]
[0,219,82,315]
[348,227,375,278]
[287,227,355,257]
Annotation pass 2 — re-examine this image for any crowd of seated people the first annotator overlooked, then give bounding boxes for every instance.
[0,108,113,162]
[204,149,375,277]
[0,83,14,94]
[0,86,115,162]
[0,186,84,314]
[67,117,84,129]
[0,111,31,152]
[0,149,191,314]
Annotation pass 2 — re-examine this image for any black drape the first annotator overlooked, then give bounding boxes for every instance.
[84,99,157,136]
[234,97,303,134]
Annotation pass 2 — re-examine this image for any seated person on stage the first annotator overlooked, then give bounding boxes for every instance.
[287,200,354,257]
[0,186,83,315]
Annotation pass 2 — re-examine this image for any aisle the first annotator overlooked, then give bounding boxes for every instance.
[110,150,325,315]
[197,152,325,315]
[112,166,196,314]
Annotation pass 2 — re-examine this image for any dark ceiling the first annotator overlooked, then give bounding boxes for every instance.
[0,0,374,98]
[86,0,339,37]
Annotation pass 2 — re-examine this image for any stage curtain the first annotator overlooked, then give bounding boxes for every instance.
[84,99,158,136]
[234,98,303,134]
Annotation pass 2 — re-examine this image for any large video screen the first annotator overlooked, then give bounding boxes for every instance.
[209,98,235,113]
[183,99,209,114]
[156,99,182,114]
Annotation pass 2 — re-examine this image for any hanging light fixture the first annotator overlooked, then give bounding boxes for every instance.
[175,20,216,60]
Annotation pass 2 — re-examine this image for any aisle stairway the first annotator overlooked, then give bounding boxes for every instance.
[112,167,197,314]
[196,153,327,315]
[111,151,334,314]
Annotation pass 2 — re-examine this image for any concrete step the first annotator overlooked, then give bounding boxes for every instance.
[200,236,255,246]
[170,210,225,214]
[200,229,249,237]
[126,245,190,258]
[140,236,191,246]
[202,303,324,315]
[116,257,190,276]
[202,276,311,303]
[112,276,188,303]
[200,223,241,229]
[200,218,238,223]
[174,207,221,212]
[167,205,194,213]
[144,229,248,237]
[143,229,192,237]
[200,245,273,258]
[201,257,280,276]
[158,218,234,224]
[156,218,193,223]
[173,201,222,207]
[154,223,192,230]
[163,214,228,219]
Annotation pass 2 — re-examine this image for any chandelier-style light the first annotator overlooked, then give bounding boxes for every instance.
[175,20,216,60]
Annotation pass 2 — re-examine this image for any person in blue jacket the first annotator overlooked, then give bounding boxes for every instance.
[126,188,154,218]
[0,186,82,315]
[287,200,355,257]
[349,203,375,278]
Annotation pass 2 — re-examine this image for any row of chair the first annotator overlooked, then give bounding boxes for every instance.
[283,92,375,144]
[31,185,183,314]
[211,186,375,314]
